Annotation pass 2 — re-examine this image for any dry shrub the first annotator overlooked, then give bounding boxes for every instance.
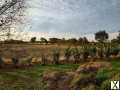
[76,61,111,73]
[70,73,96,90]
[43,71,73,90]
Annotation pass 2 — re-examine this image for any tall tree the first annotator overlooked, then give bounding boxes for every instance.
[40,37,48,44]
[95,30,109,42]
[30,37,36,43]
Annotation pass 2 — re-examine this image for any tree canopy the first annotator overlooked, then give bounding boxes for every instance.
[95,30,109,42]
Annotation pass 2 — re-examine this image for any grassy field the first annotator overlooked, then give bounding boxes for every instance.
[0,64,79,90]
[0,59,119,90]
[0,44,68,58]
[0,44,120,89]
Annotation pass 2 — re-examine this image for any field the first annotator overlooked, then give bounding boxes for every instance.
[0,44,120,90]
[0,44,69,58]
[0,60,119,90]
[0,64,79,90]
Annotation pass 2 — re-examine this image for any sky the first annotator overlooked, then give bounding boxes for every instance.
[24,0,120,41]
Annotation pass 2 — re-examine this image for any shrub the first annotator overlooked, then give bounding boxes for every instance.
[52,48,60,64]
[110,48,119,56]
[82,48,89,60]
[0,56,4,68]
[26,56,33,66]
[64,47,72,63]
[97,47,104,58]
[101,73,120,90]
[12,57,19,67]
[89,47,97,58]
[104,46,111,58]
[72,48,81,63]
[101,79,110,90]
[41,54,47,65]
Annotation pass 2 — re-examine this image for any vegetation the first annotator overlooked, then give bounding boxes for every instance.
[52,48,60,64]
[95,30,109,42]
[30,37,36,43]
[0,30,120,90]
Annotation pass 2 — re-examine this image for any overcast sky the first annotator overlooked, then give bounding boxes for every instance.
[25,0,120,40]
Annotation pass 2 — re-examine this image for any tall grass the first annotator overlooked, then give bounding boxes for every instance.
[41,54,47,65]
[52,48,60,64]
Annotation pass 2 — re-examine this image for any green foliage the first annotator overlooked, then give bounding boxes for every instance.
[30,37,36,43]
[0,56,4,68]
[12,57,19,67]
[72,48,81,63]
[104,45,111,58]
[40,37,48,44]
[101,79,111,90]
[26,56,33,66]
[89,47,97,58]
[95,30,109,42]
[101,73,120,90]
[64,47,72,62]
[82,46,89,60]
[97,47,104,58]
[110,47,119,56]
[41,54,47,65]
[52,48,60,64]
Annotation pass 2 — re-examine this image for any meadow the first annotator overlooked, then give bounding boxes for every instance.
[0,43,120,90]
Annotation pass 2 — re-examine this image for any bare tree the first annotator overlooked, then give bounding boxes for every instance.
[0,0,25,40]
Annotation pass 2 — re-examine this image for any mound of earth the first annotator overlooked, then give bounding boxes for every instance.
[76,61,111,73]
[43,71,74,90]
[43,61,112,90]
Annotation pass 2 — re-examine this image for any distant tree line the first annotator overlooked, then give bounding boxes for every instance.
[30,37,89,45]
[1,30,120,44]
[30,30,120,45]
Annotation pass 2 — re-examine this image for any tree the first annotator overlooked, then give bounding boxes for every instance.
[68,38,77,44]
[49,38,60,44]
[40,37,48,44]
[83,37,89,44]
[30,37,36,43]
[117,31,120,43]
[78,37,83,44]
[78,37,89,44]
[0,0,25,40]
[95,30,109,42]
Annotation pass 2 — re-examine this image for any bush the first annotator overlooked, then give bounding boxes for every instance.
[52,48,60,64]
[41,54,47,65]
[64,47,72,63]
[97,47,104,58]
[12,57,19,67]
[89,47,97,58]
[104,46,111,58]
[110,48,119,56]
[101,79,110,90]
[72,48,81,63]
[0,56,4,68]
[101,73,120,90]
[82,49,89,60]
[26,56,33,66]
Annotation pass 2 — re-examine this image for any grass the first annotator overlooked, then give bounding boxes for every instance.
[0,59,119,90]
[96,59,120,87]
[0,64,79,90]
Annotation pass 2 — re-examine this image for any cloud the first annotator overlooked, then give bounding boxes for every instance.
[112,0,120,6]
[24,0,120,39]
